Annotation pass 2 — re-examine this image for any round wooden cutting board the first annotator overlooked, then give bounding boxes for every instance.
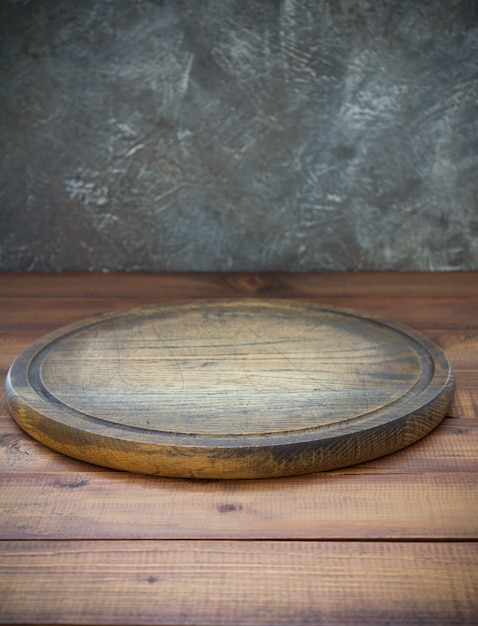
[6,300,454,479]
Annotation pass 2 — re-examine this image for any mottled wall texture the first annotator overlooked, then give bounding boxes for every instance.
[1,0,477,271]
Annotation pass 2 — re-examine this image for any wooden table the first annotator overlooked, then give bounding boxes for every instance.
[1,272,477,625]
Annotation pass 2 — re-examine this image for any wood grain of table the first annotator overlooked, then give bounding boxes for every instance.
[1,272,477,625]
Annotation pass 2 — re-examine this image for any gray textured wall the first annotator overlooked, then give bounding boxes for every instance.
[1,0,477,271]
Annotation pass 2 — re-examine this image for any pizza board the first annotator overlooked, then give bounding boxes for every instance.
[6,300,454,479]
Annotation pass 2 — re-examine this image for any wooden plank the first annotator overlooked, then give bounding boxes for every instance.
[1,470,477,540]
[1,295,478,333]
[449,371,478,418]
[278,271,478,299]
[1,540,477,625]
[427,330,478,371]
[1,271,477,299]
[0,332,46,380]
[0,298,128,332]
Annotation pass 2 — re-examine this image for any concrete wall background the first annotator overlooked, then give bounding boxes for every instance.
[1,0,477,272]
